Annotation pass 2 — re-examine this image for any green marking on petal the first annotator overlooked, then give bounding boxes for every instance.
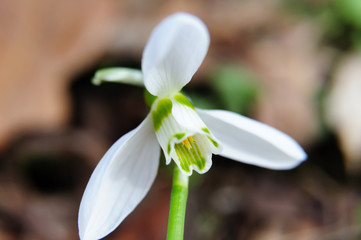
[174,94,195,110]
[207,136,219,148]
[167,143,171,155]
[202,128,219,148]
[201,127,210,134]
[176,145,191,173]
[174,136,207,173]
[190,139,206,169]
[168,133,186,155]
[174,133,186,140]
[152,98,172,131]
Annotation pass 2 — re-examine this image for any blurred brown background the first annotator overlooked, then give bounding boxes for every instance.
[1,0,361,239]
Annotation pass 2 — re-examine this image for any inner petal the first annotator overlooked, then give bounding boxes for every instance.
[151,94,222,176]
[174,135,208,174]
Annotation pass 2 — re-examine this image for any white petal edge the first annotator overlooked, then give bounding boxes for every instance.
[197,109,307,170]
[142,12,210,97]
[78,114,160,240]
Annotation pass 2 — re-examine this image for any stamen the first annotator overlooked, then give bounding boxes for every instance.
[182,136,195,149]
[182,139,191,149]
[174,135,207,174]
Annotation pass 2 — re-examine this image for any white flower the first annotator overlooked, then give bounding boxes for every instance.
[78,12,307,240]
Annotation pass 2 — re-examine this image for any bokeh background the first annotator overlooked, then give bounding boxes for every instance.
[1,0,361,239]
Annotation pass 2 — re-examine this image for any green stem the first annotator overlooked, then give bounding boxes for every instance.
[167,165,189,240]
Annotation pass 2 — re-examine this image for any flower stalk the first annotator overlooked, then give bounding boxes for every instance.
[167,165,189,240]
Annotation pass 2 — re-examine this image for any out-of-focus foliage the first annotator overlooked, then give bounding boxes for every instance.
[210,65,260,115]
[333,0,361,30]
[187,65,260,115]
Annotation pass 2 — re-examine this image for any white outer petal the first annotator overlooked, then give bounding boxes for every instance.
[78,115,160,240]
[142,12,210,97]
[197,109,307,169]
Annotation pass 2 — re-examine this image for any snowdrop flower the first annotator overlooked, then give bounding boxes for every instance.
[78,12,307,240]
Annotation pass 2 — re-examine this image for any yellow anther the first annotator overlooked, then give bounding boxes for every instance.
[182,136,194,149]
[182,139,191,149]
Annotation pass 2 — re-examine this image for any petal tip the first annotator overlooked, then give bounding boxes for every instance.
[142,12,210,96]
